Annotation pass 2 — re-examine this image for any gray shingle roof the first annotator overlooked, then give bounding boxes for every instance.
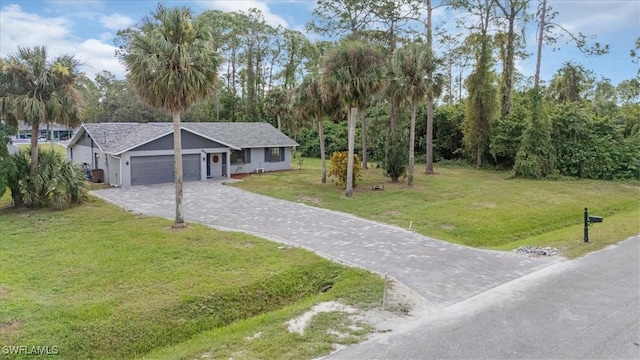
[74,122,298,154]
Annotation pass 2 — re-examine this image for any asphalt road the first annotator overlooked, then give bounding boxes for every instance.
[329,236,640,360]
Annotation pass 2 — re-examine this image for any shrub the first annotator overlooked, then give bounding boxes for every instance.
[298,120,360,158]
[489,92,530,168]
[384,127,408,182]
[0,158,9,199]
[9,147,87,209]
[6,150,29,206]
[550,103,639,180]
[0,124,15,198]
[513,89,555,179]
[328,151,362,188]
[432,103,465,161]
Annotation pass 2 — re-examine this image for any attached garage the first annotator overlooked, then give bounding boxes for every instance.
[130,154,201,186]
[66,122,298,187]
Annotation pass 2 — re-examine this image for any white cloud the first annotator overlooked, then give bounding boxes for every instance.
[43,0,104,20]
[551,0,639,35]
[46,0,102,7]
[100,13,135,31]
[77,39,126,79]
[201,0,289,28]
[0,4,73,56]
[0,4,124,80]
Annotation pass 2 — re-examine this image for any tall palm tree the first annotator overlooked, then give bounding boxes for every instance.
[293,74,329,183]
[322,41,385,197]
[424,71,444,174]
[390,43,435,185]
[1,46,83,174]
[122,5,220,226]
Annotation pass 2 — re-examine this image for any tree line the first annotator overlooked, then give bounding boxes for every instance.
[1,1,638,216]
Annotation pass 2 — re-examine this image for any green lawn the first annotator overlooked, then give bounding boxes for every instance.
[235,158,640,258]
[16,142,67,156]
[0,193,383,359]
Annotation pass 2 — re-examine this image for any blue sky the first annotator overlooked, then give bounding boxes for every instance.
[1,0,638,86]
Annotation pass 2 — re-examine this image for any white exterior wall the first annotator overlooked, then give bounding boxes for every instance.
[119,148,230,187]
[97,152,108,172]
[107,155,121,186]
[68,144,113,184]
[69,144,94,168]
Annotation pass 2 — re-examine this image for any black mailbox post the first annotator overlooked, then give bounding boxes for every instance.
[583,208,603,243]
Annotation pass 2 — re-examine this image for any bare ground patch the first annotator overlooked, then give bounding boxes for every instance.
[298,195,323,204]
[440,223,457,230]
[0,319,23,336]
[302,278,441,359]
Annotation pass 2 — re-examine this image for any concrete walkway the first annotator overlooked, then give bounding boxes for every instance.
[92,180,559,307]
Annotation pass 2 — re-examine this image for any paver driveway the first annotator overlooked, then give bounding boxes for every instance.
[92,180,559,307]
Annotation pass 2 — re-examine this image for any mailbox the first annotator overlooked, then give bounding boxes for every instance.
[584,208,604,243]
[588,216,603,223]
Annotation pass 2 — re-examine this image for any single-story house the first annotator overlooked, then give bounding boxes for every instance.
[65,122,298,187]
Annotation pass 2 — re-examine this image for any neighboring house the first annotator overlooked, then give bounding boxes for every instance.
[65,122,298,187]
[11,121,74,143]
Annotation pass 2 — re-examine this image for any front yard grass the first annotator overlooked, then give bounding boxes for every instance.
[0,193,383,359]
[234,158,640,258]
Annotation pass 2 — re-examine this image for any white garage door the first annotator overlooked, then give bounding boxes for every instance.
[131,154,201,186]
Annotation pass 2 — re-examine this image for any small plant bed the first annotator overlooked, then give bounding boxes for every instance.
[0,193,383,359]
[234,158,640,258]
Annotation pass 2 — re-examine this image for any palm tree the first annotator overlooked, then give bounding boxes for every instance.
[424,71,444,174]
[122,5,220,226]
[390,43,435,185]
[264,86,289,130]
[1,46,83,174]
[293,74,329,183]
[322,41,386,197]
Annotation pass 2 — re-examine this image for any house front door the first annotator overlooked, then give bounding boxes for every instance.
[210,153,223,178]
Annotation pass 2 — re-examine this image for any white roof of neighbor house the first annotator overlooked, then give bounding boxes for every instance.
[68,122,299,155]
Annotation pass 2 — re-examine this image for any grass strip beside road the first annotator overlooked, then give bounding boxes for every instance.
[234,158,640,258]
[0,194,383,359]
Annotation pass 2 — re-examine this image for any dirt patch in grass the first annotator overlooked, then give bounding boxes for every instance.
[0,319,23,335]
[298,195,323,204]
[383,210,403,216]
[166,225,190,233]
[231,173,250,180]
[287,301,358,335]
[440,224,457,231]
